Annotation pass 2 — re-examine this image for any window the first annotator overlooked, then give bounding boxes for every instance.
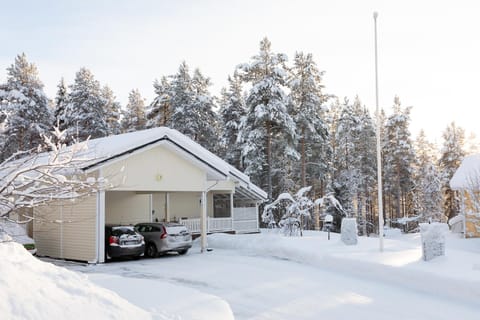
[213,194,231,218]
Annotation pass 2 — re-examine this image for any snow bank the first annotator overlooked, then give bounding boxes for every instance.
[0,242,152,320]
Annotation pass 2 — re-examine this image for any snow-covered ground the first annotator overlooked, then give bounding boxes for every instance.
[0,241,151,320]
[2,230,480,319]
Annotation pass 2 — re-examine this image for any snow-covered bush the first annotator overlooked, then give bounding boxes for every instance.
[340,218,358,245]
[263,186,313,236]
[420,222,449,261]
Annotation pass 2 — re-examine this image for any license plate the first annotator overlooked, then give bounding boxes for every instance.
[124,241,136,245]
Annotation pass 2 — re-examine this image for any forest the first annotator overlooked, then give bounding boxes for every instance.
[0,38,473,232]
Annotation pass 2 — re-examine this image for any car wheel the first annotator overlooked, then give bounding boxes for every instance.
[146,243,158,258]
[178,249,188,255]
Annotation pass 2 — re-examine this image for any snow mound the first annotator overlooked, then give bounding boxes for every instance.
[0,242,152,320]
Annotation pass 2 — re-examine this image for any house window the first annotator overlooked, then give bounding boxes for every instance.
[213,194,231,218]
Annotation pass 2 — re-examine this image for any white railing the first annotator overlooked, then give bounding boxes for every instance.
[233,207,259,233]
[233,207,257,221]
[179,217,233,233]
[179,207,258,234]
[180,218,201,233]
[208,217,233,232]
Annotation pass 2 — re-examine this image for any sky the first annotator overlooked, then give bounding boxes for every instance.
[1,0,479,144]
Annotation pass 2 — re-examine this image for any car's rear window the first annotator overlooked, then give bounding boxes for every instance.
[111,227,136,236]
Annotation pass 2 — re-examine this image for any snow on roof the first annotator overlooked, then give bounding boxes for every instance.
[80,127,267,200]
[450,154,480,190]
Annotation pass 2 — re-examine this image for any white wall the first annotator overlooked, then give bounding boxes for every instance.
[105,191,150,225]
[102,145,208,192]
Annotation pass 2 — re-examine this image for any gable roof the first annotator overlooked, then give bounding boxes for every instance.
[450,154,480,190]
[80,127,267,201]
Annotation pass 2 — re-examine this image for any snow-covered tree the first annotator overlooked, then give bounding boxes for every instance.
[0,128,107,222]
[237,37,298,200]
[413,130,443,222]
[0,53,53,160]
[438,122,465,220]
[63,68,108,142]
[383,96,415,223]
[147,76,172,128]
[331,97,360,217]
[288,52,329,191]
[190,68,220,152]
[263,186,314,236]
[218,72,246,169]
[352,98,377,231]
[102,85,122,136]
[122,89,146,133]
[168,63,220,152]
[53,77,68,130]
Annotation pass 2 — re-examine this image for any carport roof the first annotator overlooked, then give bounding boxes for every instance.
[80,127,267,201]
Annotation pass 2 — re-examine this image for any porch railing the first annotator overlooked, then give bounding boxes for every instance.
[179,217,233,233]
[179,207,258,234]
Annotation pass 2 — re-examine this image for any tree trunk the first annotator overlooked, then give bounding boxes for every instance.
[301,126,306,187]
[266,121,273,201]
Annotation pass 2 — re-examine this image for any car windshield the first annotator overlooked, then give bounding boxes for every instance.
[111,227,136,236]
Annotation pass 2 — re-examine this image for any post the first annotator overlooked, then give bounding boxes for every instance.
[200,191,207,252]
[97,190,106,263]
[165,192,170,222]
[374,11,384,252]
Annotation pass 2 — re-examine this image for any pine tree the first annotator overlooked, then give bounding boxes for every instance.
[383,96,415,223]
[413,130,443,222]
[63,68,108,142]
[122,89,146,133]
[353,98,377,231]
[438,122,465,220]
[169,62,219,152]
[169,62,195,135]
[331,97,361,217]
[237,38,298,200]
[53,77,68,130]
[218,72,246,169]
[147,76,172,128]
[288,52,329,192]
[0,53,53,159]
[102,86,122,136]
[190,68,220,152]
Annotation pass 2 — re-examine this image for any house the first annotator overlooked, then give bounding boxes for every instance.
[33,127,267,263]
[449,154,480,238]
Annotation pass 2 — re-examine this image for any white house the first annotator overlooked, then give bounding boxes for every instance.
[33,127,267,263]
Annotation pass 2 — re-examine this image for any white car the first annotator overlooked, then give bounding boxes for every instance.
[0,221,37,255]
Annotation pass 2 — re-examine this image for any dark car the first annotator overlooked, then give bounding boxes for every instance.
[105,225,145,261]
[135,222,192,258]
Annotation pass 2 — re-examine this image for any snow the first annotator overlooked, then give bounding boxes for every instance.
[3,230,480,319]
[0,242,152,320]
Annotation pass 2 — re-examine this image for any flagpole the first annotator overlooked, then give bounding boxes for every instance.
[374,11,384,252]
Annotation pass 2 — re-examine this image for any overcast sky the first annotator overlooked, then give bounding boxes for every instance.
[1,0,479,143]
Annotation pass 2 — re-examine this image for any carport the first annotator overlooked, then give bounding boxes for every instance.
[33,127,267,263]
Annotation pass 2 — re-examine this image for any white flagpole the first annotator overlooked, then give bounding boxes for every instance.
[374,11,384,252]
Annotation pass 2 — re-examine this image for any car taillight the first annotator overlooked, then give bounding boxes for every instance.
[109,236,119,244]
[160,226,167,239]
